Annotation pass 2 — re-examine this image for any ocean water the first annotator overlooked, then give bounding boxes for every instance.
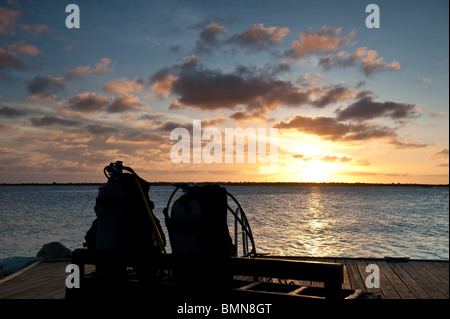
[0,185,448,260]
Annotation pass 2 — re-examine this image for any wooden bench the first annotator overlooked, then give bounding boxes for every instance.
[70,249,347,301]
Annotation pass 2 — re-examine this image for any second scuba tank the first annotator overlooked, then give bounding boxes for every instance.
[164,183,234,257]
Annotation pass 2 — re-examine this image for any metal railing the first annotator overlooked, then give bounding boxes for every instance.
[234,207,248,257]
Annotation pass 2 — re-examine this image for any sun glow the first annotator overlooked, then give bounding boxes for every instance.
[281,138,342,182]
[297,160,337,182]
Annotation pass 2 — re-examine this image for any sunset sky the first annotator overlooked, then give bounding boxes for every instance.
[0,0,448,184]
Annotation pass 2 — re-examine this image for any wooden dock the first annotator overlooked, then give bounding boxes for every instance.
[0,257,447,299]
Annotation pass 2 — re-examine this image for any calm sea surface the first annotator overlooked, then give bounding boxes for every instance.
[0,185,448,260]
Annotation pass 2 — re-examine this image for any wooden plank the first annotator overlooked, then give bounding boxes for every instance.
[0,261,40,285]
[354,259,369,293]
[0,262,67,299]
[372,260,401,299]
[344,259,366,291]
[0,255,446,300]
[355,259,384,297]
[427,261,449,282]
[376,260,415,299]
[389,262,432,299]
[407,261,448,299]
[417,261,449,290]
[439,260,449,269]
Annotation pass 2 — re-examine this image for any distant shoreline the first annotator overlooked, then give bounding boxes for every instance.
[1,182,448,187]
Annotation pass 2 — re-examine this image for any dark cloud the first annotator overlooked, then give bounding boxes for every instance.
[195,23,289,53]
[195,23,228,54]
[26,74,66,100]
[274,114,395,142]
[387,139,428,149]
[274,114,428,149]
[229,110,267,122]
[227,24,290,50]
[156,120,189,132]
[0,46,23,76]
[200,23,227,43]
[25,58,112,100]
[106,93,143,113]
[311,86,352,108]
[166,60,309,116]
[65,92,109,113]
[30,115,80,127]
[0,105,26,117]
[336,96,420,121]
[61,92,146,115]
[86,123,117,135]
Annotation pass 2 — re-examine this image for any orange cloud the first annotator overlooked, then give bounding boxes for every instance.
[286,26,354,58]
[0,7,50,35]
[150,73,176,98]
[9,41,40,56]
[68,58,113,78]
[19,23,50,34]
[319,47,401,76]
[0,7,20,35]
[103,76,144,94]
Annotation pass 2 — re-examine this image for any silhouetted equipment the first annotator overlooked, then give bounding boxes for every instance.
[69,161,371,302]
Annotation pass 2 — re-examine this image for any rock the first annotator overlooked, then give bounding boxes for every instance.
[36,242,72,260]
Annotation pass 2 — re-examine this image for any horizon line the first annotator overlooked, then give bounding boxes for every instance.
[1,181,448,187]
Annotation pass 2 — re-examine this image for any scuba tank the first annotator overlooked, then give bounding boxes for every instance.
[163,183,256,257]
[164,183,232,257]
[163,183,256,287]
[85,161,165,277]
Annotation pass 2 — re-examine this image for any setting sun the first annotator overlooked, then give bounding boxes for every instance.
[296,160,338,183]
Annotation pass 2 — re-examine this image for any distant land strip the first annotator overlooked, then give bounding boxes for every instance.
[1,182,448,187]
